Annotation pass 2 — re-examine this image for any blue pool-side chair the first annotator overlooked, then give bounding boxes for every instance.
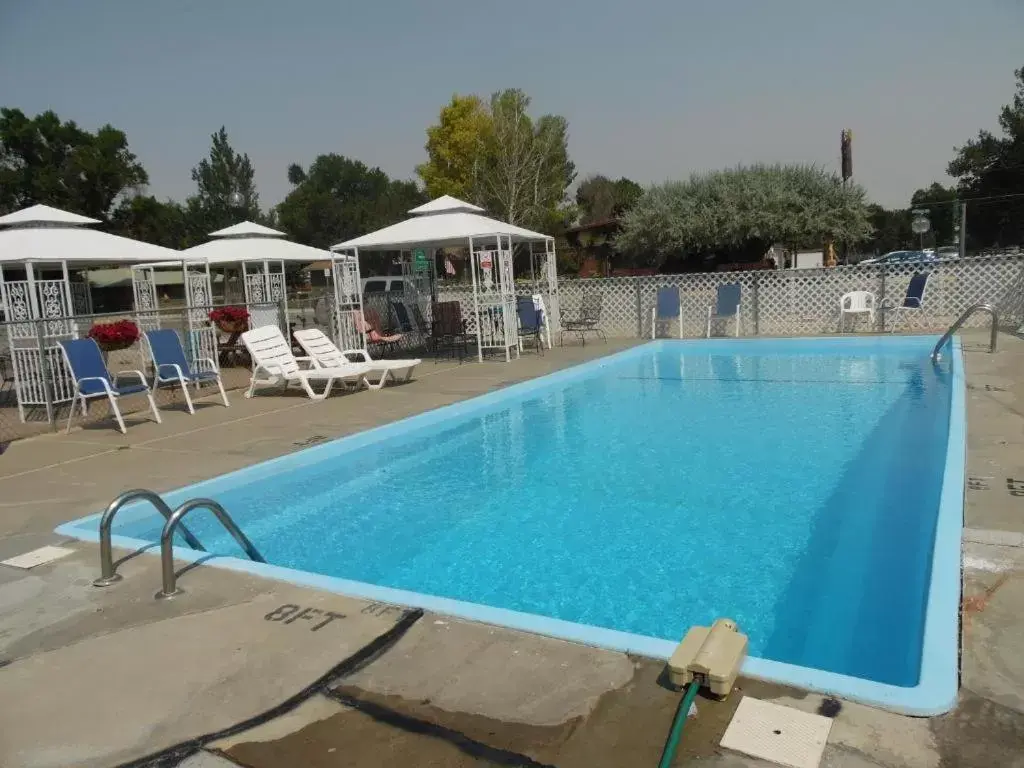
[706,283,742,338]
[145,328,229,414]
[59,338,161,434]
[883,272,930,333]
[651,286,682,339]
[516,296,544,355]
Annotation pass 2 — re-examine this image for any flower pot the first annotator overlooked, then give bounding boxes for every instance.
[95,339,135,353]
[215,319,248,334]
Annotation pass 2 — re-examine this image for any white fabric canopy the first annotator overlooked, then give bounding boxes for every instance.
[0,204,182,266]
[332,196,551,251]
[138,221,332,268]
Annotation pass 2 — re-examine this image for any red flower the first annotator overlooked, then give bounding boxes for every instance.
[87,320,140,345]
[209,307,250,325]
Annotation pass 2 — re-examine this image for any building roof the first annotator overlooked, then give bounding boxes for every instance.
[333,196,550,251]
[0,204,181,266]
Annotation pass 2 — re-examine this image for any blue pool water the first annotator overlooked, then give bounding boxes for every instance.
[105,337,956,689]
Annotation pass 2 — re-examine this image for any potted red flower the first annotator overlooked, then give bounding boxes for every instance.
[87,319,140,353]
[209,306,250,334]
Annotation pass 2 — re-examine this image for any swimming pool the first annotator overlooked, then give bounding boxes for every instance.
[58,336,963,714]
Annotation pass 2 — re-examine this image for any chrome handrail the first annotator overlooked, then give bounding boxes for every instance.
[94,489,205,587]
[156,498,265,599]
[931,303,999,362]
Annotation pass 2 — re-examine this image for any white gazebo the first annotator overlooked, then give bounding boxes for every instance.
[132,221,355,369]
[332,195,558,362]
[0,204,181,422]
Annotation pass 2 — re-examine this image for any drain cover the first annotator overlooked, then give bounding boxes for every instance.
[720,696,832,768]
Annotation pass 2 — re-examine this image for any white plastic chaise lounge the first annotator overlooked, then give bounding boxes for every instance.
[240,325,371,400]
[293,328,421,390]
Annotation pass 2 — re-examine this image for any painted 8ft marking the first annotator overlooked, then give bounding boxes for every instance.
[264,604,346,631]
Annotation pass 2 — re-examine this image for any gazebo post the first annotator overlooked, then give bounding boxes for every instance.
[468,235,483,363]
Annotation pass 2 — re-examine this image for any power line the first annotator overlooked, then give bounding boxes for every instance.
[911,192,1024,208]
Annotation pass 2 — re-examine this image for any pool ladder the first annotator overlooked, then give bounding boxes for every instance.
[92,489,265,599]
[931,303,999,362]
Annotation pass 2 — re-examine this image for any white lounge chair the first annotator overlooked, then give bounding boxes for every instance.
[240,325,370,401]
[293,328,421,390]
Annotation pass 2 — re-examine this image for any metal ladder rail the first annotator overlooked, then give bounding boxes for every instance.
[157,498,265,599]
[931,303,999,362]
[94,489,206,587]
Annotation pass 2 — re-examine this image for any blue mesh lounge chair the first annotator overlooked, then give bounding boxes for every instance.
[651,286,682,339]
[517,297,544,355]
[145,329,229,414]
[706,283,742,338]
[882,272,930,333]
[59,338,161,434]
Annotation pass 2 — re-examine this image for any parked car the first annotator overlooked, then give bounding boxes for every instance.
[860,250,937,266]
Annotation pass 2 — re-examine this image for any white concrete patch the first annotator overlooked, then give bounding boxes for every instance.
[963,554,1013,573]
[963,528,1024,548]
[721,696,833,768]
[0,545,75,569]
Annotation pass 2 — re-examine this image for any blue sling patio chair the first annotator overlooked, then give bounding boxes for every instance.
[706,282,742,338]
[882,271,930,333]
[516,296,544,355]
[59,338,161,434]
[651,286,682,339]
[145,328,229,414]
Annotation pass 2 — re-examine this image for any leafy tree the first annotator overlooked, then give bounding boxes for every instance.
[109,195,188,249]
[0,108,148,217]
[947,65,1024,248]
[863,204,912,255]
[184,126,261,242]
[416,95,491,201]
[575,175,643,224]
[908,183,957,248]
[617,164,872,269]
[417,89,575,230]
[276,154,425,249]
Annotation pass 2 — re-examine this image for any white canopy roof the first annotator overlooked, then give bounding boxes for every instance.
[332,196,551,251]
[140,221,332,268]
[0,204,182,266]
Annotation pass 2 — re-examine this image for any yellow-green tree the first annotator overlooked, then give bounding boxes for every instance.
[415,94,491,201]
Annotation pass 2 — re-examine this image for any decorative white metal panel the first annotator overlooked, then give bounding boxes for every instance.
[470,237,518,359]
[183,262,217,370]
[131,266,160,332]
[331,253,363,350]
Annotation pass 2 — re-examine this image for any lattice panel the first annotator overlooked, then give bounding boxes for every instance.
[557,256,1024,338]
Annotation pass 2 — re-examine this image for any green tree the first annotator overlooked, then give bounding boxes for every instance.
[947,65,1024,248]
[0,108,148,217]
[276,154,425,249]
[109,195,188,248]
[417,89,575,231]
[184,126,261,242]
[910,183,957,248]
[576,175,643,224]
[863,204,912,256]
[617,164,872,269]
[416,95,491,201]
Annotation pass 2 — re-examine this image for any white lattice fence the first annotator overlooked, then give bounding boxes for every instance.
[555,256,1024,339]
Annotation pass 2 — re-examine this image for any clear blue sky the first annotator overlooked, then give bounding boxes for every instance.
[1,0,1020,210]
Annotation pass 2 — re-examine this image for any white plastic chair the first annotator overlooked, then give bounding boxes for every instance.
[839,291,876,331]
[241,325,371,400]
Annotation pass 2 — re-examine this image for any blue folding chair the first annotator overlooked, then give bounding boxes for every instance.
[145,329,229,414]
[706,283,742,337]
[59,338,161,434]
[651,286,682,338]
[516,297,544,355]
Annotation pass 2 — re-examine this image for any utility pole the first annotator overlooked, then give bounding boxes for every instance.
[958,202,967,259]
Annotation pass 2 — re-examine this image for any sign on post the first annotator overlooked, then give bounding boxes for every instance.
[413,249,429,273]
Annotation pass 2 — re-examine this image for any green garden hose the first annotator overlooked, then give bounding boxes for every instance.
[657,680,701,768]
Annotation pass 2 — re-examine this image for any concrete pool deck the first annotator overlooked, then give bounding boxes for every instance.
[0,334,1023,766]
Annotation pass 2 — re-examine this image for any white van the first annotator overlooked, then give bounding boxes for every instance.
[361,276,405,294]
